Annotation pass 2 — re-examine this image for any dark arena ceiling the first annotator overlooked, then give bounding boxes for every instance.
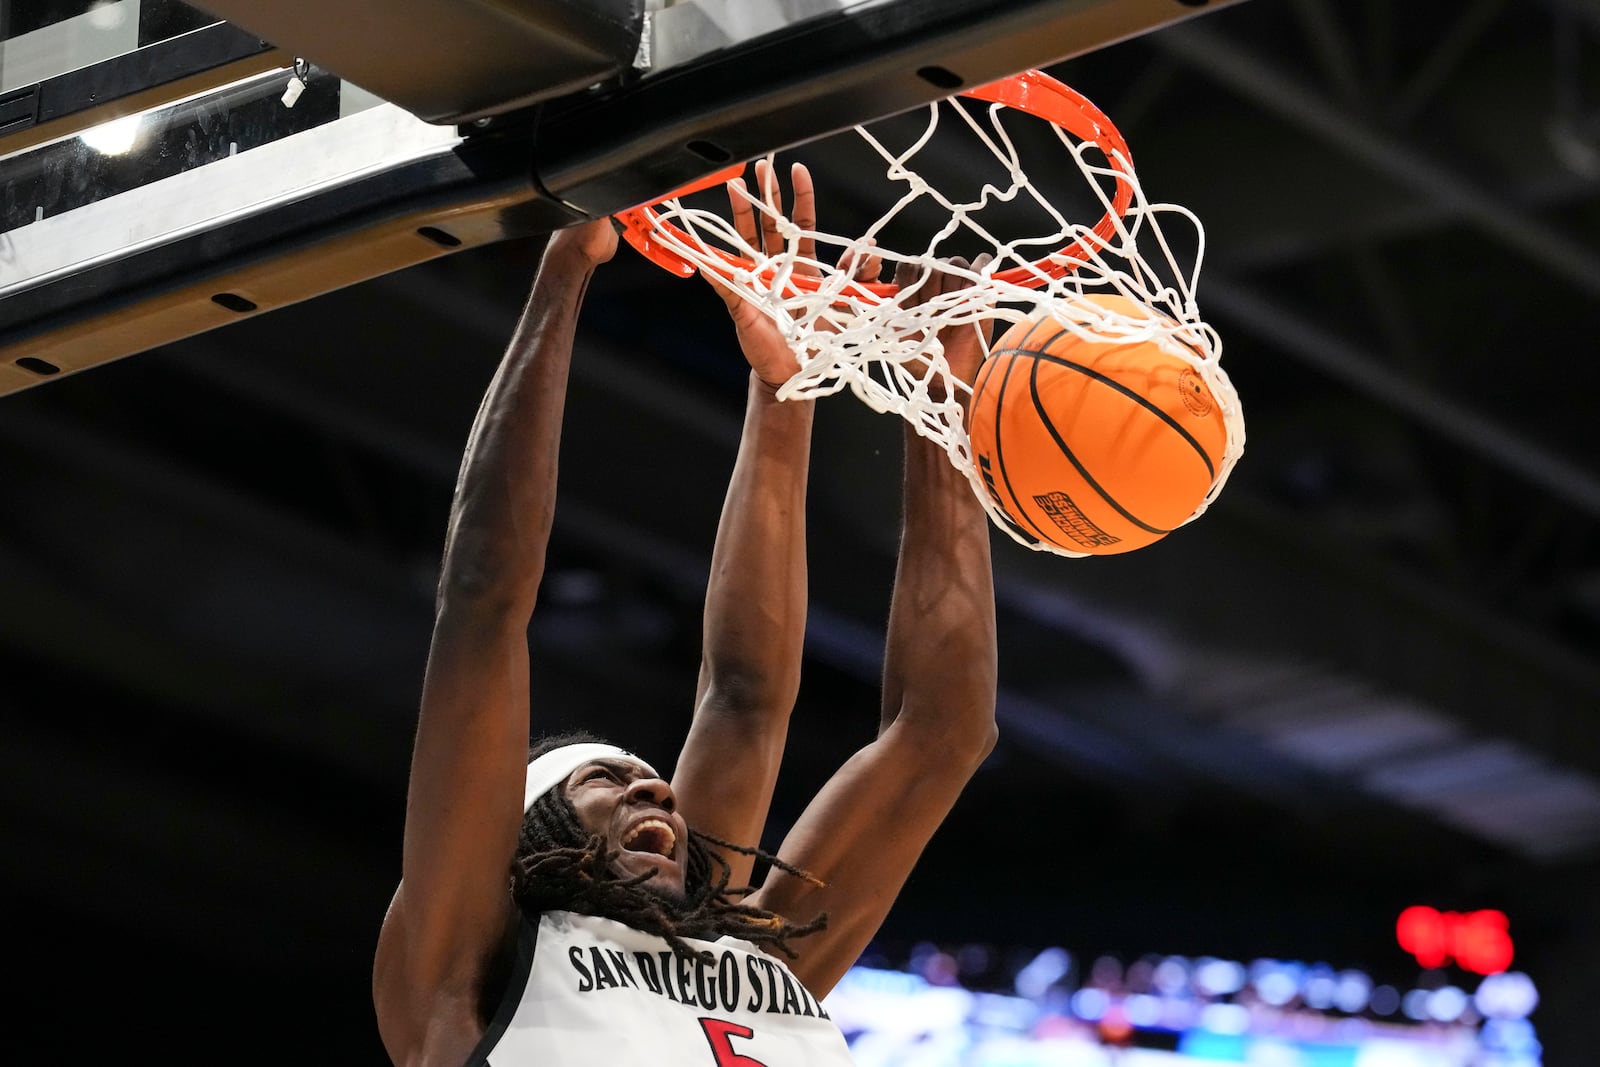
[2,0,1598,1062]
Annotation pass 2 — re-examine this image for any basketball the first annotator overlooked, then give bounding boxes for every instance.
[966,294,1230,555]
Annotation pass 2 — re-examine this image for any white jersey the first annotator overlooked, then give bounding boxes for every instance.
[468,910,857,1066]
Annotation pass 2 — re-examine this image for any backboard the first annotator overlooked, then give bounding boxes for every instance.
[0,0,1246,395]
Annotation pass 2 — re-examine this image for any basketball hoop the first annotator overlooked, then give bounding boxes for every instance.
[614,70,1244,557]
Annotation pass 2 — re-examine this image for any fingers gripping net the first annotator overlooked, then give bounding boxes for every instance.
[624,72,1244,557]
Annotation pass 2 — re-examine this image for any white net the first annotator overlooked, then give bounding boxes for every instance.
[623,73,1244,557]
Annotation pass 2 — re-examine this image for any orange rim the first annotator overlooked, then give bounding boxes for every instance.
[612,69,1137,301]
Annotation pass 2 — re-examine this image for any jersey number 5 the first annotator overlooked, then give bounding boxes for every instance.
[698,1018,770,1067]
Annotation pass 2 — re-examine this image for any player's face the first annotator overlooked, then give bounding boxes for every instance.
[565,759,689,899]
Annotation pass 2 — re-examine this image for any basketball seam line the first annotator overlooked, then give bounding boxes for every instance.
[990,349,1058,549]
[992,334,1218,481]
[1029,353,1172,537]
[990,319,1078,549]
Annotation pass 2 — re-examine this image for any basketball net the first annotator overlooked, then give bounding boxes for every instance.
[616,71,1244,557]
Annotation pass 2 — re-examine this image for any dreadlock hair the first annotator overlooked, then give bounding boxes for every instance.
[511,731,827,962]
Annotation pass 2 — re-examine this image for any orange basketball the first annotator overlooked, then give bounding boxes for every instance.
[967,294,1229,555]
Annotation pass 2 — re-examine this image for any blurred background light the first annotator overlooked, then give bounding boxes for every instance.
[1014,947,1072,1000]
[1369,984,1401,1017]
[1195,958,1247,996]
[1303,965,1337,1010]
[1070,987,1109,1021]
[1199,1001,1251,1035]
[1476,971,1540,1020]
[1254,964,1300,1008]
[1089,956,1124,990]
[1153,956,1191,996]
[1335,970,1372,1014]
[1428,985,1469,1022]
[1124,993,1161,1028]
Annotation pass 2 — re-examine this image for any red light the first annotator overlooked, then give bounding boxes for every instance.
[1456,910,1514,975]
[1397,906,1450,968]
[1396,906,1513,975]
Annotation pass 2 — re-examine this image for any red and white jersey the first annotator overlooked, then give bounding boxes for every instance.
[469,910,856,1067]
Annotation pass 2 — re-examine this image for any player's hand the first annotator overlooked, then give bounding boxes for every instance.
[550,215,619,266]
[892,254,995,404]
[703,160,882,389]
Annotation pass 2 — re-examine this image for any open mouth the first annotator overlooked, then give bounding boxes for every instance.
[621,818,677,858]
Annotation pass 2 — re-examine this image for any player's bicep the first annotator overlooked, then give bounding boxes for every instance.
[747,716,995,996]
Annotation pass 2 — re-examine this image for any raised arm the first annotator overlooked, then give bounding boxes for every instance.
[671,366,813,889]
[672,162,877,888]
[748,260,998,997]
[373,221,617,1065]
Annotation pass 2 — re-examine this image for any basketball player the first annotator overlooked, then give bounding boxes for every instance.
[372,163,998,1066]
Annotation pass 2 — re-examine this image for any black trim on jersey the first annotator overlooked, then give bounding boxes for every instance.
[463,916,539,1067]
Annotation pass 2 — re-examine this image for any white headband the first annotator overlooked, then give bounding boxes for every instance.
[523,743,659,812]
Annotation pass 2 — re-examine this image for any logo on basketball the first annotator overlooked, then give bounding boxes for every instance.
[1179,369,1212,417]
[1033,491,1120,549]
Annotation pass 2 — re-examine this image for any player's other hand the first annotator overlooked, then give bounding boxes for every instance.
[892,255,995,404]
[550,216,620,266]
[703,159,882,390]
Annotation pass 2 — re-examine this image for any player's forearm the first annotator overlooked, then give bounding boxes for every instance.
[436,239,600,618]
[878,426,997,741]
[697,372,815,714]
